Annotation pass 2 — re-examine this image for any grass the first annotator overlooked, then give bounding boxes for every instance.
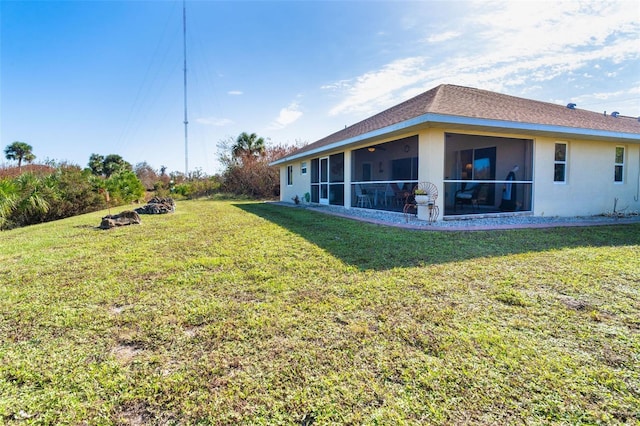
[0,199,639,425]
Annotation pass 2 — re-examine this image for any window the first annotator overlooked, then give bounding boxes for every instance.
[287,165,293,186]
[301,161,307,175]
[614,146,624,183]
[391,157,418,180]
[554,143,567,183]
[362,163,372,181]
[329,153,344,183]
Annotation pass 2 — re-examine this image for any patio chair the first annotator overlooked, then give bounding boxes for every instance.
[391,183,406,206]
[404,182,439,221]
[402,190,417,220]
[454,183,481,212]
[355,184,372,208]
[382,184,396,206]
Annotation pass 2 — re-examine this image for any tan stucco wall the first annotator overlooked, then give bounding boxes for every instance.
[343,150,352,206]
[533,137,640,216]
[417,129,445,221]
[279,161,311,204]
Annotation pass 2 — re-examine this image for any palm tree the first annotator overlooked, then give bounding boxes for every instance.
[232,132,265,160]
[0,179,18,229]
[12,173,52,226]
[88,153,105,176]
[4,141,36,172]
[103,154,131,178]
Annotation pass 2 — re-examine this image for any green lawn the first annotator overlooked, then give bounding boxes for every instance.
[1,199,638,425]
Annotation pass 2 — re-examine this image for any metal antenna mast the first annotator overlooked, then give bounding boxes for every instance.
[182,0,189,176]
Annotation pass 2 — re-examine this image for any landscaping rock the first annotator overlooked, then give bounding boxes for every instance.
[134,197,175,215]
[99,210,141,229]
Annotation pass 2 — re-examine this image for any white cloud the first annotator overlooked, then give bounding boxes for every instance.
[196,117,234,126]
[324,0,640,117]
[227,90,243,96]
[320,80,351,91]
[327,57,432,116]
[570,85,640,115]
[268,101,303,130]
[425,31,460,43]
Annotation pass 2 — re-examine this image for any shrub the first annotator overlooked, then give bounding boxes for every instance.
[218,140,301,199]
[105,170,146,204]
[0,165,146,230]
[41,165,105,220]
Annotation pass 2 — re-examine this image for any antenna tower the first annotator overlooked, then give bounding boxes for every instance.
[182,0,189,176]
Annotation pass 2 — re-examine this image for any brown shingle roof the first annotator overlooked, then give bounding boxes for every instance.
[428,85,640,132]
[277,84,640,161]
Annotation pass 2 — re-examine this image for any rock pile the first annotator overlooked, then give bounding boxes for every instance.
[99,210,141,229]
[135,197,175,215]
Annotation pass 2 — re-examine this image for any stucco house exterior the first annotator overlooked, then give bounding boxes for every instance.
[271,84,640,221]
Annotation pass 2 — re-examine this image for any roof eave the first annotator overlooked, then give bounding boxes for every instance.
[458,116,640,143]
[270,113,640,166]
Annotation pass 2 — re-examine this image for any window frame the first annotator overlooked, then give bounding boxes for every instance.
[300,161,307,175]
[553,142,567,183]
[286,165,293,186]
[614,146,624,183]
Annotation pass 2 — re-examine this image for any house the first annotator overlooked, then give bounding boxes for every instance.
[271,84,640,221]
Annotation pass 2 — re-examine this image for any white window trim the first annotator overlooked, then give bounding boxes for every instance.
[614,146,625,184]
[554,142,568,184]
[301,161,307,175]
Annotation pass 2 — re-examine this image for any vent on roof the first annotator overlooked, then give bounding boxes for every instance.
[566,103,576,109]
[611,111,620,118]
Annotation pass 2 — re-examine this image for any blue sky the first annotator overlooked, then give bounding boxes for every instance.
[2,0,639,175]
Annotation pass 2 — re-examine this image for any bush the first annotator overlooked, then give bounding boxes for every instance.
[171,176,221,199]
[221,157,279,198]
[105,170,146,205]
[42,165,106,220]
[0,165,146,230]
[218,140,301,199]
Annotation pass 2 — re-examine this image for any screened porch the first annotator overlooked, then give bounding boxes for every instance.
[350,135,419,211]
[443,133,533,216]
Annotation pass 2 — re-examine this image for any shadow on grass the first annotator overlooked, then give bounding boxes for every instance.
[236,202,640,271]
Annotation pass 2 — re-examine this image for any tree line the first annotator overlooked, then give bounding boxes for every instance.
[1,142,147,230]
[1,135,304,230]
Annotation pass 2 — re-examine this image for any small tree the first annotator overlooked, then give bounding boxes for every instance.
[4,141,36,172]
[88,153,132,178]
[134,162,159,191]
[232,132,266,162]
[105,170,145,204]
[88,153,105,176]
[103,154,131,178]
[219,133,302,198]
